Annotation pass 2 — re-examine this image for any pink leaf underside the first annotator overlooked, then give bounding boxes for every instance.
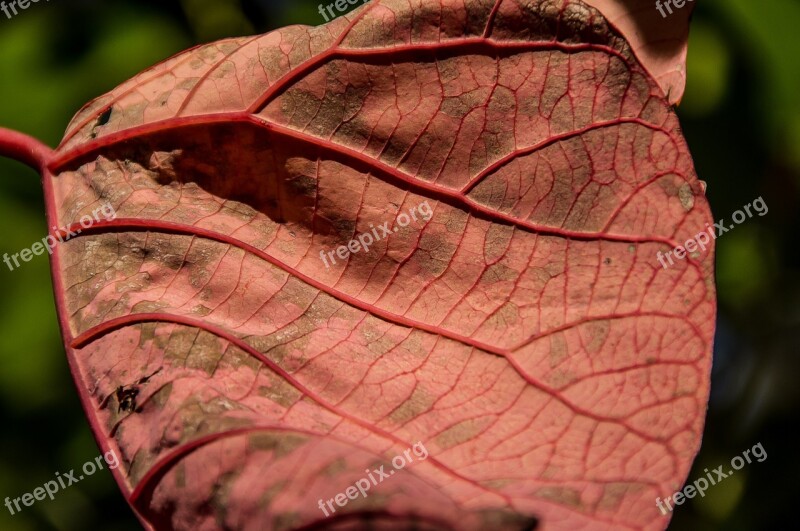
[45,0,714,529]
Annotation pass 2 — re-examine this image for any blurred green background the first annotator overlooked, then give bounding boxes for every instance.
[0,0,797,529]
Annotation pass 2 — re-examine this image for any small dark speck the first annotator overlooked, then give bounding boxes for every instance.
[604,258,612,265]
[96,107,113,127]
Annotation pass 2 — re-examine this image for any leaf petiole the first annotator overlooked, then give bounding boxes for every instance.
[0,126,53,174]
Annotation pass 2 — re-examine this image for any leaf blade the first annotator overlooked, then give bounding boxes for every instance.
[46,1,714,529]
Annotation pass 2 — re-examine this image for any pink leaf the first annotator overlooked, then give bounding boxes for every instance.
[33,0,714,529]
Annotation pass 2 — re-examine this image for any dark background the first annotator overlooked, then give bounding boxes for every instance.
[0,0,797,529]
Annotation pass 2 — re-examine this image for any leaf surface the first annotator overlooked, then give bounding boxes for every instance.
[44,0,715,529]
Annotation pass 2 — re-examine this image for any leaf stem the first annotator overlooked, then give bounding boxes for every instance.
[0,127,53,173]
